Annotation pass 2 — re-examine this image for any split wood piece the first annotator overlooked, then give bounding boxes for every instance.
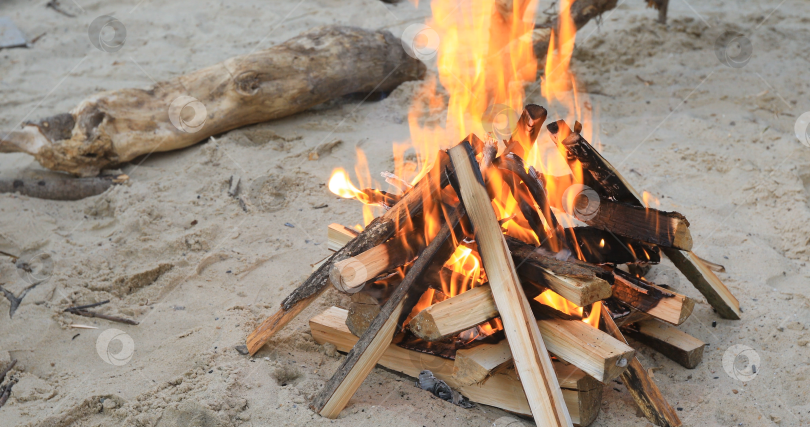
[548,120,738,319]
[345,285,399,337]
[311,205,464,418]
[330,236,414,292]
[328,224,358,251]
[564,227,661,265]
[0,173,128,200]
[507,236,613,307]
[246,152,450,355]
[660,248,741,320]
[612,270,695,326]
[532,0,618,65]
[0,26,425,177]
[502,105,548,159]
[547,120,641,205]
[585,200,693,250]
[326,223,612,307]
[310,307,602,426]
[435,296,634,383]
[600,306,682,427]
[623,318,705,369]
[449,142,572,427]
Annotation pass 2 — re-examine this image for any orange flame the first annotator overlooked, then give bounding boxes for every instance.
[535,289,601,328]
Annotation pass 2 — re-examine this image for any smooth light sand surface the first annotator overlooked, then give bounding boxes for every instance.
[1,0,809,426]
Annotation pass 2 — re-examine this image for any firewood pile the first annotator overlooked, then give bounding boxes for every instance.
[245,105,740,427]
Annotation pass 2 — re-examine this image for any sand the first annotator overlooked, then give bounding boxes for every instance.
[1,0,809,426]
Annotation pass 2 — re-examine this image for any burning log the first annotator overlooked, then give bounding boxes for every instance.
[601,306,682,427]
[246,154,450,356]
[310,307,602,426]
[496,153,567,249]
[605,298,654,327]
[623,319,705,369]
[409,289,634,383]
[611,270,695,326]
[585,200,693,251]
[564,227,661,265]
[311,205,465,418]
[449,142,573,427]
[547,120,740,319]
[0,26,426,177]
[502,104,547,159]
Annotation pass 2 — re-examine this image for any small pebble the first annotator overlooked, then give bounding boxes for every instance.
[732,389,738,394]
[284,222,295,228]
[208,370,213,374]
[752,365,757,373]
[677,408,683,411]
[235,345,249,355]
[226,270,232,274]
[191,219,198,226]
[712,321,717,328]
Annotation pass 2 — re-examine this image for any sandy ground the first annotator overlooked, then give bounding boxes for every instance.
[1,0,810,426]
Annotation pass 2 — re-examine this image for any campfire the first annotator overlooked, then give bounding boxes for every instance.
[245,0,740,426]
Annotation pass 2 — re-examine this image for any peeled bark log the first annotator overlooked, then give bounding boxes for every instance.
[0,26,425,176]
[0,172,127,200]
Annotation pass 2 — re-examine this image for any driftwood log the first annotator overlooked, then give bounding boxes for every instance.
[0,26,425,176]
[0,173,127,200]
[532,0,619,62]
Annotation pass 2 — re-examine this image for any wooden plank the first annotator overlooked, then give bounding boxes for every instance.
[449,142,572,427]
[660,248,741,320]
[611,271,695,326]
[623,319,706,369]
[600,305,682,427]
[309,307,602,426]
[310,206,463,418]
[245,153,450,355]
[328,223,358,251]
